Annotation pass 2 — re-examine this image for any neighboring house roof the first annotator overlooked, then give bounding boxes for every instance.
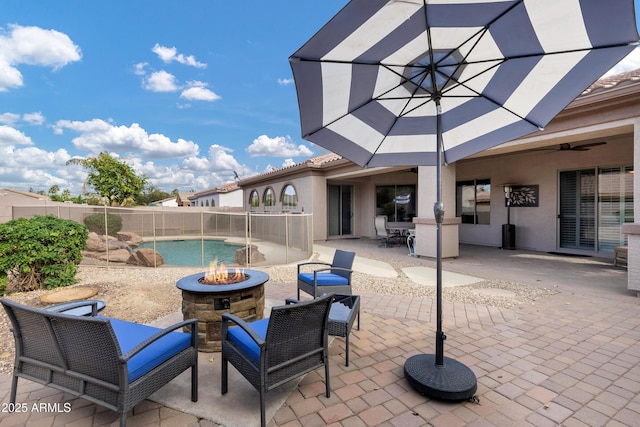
[175,192,195,206]
[151,196,178,205]
[0,188,51,205]
[236,152,346,186]
[190,182,240,199]
[581,68,640,96]
[177,192,195,200]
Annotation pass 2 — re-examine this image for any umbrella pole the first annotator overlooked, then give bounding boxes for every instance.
[434,98,445,366]
[403,97,477,401]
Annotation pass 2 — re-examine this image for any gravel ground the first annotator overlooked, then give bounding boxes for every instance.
[0,258,557,375]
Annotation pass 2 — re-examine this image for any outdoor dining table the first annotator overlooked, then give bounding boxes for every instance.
[387,222,413,233]
[387,222,414,243]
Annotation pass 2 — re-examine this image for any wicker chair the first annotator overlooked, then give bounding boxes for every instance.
[1,298,198,427]
[297,249,355,299]
[221,293,333,427]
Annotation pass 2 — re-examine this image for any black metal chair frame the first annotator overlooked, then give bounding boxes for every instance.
[1,298,198,427]
[297,249,355,299]
[221,293,333,427]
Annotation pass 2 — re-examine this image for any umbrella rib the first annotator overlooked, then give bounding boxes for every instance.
[363,65,426,167]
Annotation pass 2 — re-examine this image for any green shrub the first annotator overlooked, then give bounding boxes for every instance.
[83,212,122,236]
[0,215,88,292]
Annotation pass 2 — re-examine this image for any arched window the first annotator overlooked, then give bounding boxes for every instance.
[263,187,275,210]
[249,190,260,211]
[281,184,298,210]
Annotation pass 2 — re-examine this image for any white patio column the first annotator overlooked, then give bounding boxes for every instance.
[622,118,640,297]
[413,164,460,258]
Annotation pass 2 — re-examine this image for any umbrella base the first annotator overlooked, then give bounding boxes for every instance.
[404,354,477,401]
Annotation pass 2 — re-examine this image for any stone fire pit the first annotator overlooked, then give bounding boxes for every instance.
[176,269,269,352]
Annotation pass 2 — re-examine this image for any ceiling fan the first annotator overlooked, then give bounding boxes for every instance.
[533,141,607,153]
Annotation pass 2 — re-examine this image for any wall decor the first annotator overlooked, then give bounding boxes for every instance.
[507,185,539,207]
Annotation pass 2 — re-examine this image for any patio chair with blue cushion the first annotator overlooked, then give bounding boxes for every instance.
[1,298,198,427]
[297,249,355,299]
[221,293,333,427]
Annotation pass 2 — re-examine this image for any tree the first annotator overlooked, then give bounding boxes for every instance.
[138,183,171,206]
[48,185,60,197]
[67,152,147,206]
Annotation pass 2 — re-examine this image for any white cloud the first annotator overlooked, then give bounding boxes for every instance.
[278,78,294,85]
[180,81,221,101]
[603,47,640,77]
[0,145,75,190]
[180,144,253,181]
[0,24,81,91]
[246,135,313,158]
[208,145,252,175]
[143,70,178,92]
[0,125,34,146]
[282,158,296,168]
[0,113,20,126]
[152,43,206,68]
[23,112,45,125]
[133,62,148,75]
[53,119,199,158]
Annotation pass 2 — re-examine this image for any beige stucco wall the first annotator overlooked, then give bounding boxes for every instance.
[310,174,327,240]
[456,136,633,253]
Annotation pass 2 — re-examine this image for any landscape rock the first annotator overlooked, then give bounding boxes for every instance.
[127,248,165,267]
[99,249,131,263]
[234,245,266,266]
[117,231,143,244]
[85,232,120,252]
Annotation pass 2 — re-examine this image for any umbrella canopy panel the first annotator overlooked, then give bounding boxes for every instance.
[290,0,639,168]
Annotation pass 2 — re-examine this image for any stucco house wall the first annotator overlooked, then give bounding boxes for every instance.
[456,136,633,252]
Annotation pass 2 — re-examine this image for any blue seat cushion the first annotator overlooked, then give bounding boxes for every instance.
[108,318,192,382]
[227,318,269,363]
[298,272,349,286]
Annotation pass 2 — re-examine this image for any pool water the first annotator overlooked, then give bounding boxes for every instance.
[137,240,243,267]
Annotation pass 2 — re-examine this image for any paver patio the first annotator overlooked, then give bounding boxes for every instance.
[0,243,638,426]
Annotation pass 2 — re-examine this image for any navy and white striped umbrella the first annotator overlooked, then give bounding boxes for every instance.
[290,0,639,401]
[290,0,639,168]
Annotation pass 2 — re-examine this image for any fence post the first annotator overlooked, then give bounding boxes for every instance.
[285,212,290,264]
[103,206,109,265]
[152,208,157,268]
[246,212,251,267]
[201,209,205,268]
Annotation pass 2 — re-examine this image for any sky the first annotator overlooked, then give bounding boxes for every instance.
[2,0,640,195]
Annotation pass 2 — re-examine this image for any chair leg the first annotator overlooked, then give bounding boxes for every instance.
[10,375,17,403]
[345,335,350,367]
[324,358,331,398]
[191,364,198,402]
[120,414,126,427]
[221,355,228,394]
[260,390,266,427]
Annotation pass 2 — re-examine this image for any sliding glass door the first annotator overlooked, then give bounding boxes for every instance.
[327,185,353,237]
[559,167,633,252]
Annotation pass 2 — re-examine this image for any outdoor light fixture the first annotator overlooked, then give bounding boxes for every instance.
[504,184,513,224]
[503,184,512,199]
[501,184,516,250]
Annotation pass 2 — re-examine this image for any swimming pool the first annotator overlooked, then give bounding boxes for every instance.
[137,239,243,267]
